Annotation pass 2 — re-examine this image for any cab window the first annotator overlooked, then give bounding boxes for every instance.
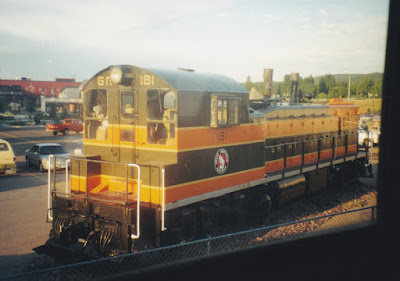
[147,89,177,144]
[121,90,135,119]
[85,89,107,118]
[211,95,240,127]
[84,89,108,140]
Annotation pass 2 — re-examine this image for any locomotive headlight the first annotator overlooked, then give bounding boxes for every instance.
[110,66,123,84]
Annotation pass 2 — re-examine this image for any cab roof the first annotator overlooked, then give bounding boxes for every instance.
[143,67,248,94]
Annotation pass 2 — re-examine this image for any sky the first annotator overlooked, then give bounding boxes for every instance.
[0,0,389,83]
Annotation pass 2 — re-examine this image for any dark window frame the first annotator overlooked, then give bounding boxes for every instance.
[210,94,240,128]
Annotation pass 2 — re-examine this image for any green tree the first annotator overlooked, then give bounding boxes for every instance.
[254,82,264,96]
[302,75,315,85]
[299,75,317,97]
[300,84,317,97]
[336,80,348,88]
[328,86,347,98]
[282,74,291,98]
[244,75,253,91]
[318,74,336,95]
[372,78,382,98]
[318,78,328,95]
[357,78,374,98]
[316,93,328,99]
[325,74,336,91]
[276,83,282,97]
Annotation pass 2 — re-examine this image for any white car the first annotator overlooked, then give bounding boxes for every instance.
[0,139,17,174]
[25,143,70,172]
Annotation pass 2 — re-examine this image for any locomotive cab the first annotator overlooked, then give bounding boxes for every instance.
[46,65,258,255]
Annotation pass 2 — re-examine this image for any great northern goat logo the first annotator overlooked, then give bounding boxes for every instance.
[214,148,229,174]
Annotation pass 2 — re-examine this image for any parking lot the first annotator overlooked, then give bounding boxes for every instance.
[0,124,83,276]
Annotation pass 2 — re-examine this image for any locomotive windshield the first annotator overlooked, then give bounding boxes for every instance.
[121,90,135,119]
[84,89,108,140]
[86,89,108,118]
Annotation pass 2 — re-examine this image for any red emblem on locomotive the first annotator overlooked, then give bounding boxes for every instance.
[214,148,229,174]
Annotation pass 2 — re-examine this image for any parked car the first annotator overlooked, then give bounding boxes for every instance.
[25,143,70,172]
[0,139,17,174]
[46,118,83,135]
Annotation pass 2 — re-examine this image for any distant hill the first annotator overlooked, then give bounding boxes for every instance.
[314,73,383,84]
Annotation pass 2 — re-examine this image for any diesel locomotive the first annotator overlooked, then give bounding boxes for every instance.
[37,65,368,257]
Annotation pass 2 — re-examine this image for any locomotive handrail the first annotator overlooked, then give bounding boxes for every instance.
[111,115,117,156]
[161,168,166,231]
[264,132,361,180]
[47,155,54,222]
[48,155,71,221]
[129,163,141,239]
[65,159,70,195]
[51,191,133,205]
[51,160,140,239]
[48,157,152,207]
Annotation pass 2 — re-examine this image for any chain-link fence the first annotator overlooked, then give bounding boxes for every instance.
[1,206,377,281]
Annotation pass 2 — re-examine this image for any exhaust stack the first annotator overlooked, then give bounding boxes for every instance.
[290,73,300,104]
[263,68,273,98]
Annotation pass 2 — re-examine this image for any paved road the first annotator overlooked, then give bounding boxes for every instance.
[0,125,83,277]
[0,125,83,173]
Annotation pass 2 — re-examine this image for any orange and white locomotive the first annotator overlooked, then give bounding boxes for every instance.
[40,66,368,256]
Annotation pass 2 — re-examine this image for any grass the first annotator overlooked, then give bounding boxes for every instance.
[351,98,382,115]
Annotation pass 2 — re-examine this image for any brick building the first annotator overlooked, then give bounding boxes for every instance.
[0,78,81,113]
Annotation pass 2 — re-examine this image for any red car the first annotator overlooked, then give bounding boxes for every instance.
[46,118,83,136]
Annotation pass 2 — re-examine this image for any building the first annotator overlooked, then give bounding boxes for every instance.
[0,78,81,114]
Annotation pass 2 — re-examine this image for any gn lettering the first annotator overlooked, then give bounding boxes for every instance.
[98,76,111,86]
[97,74,155,86]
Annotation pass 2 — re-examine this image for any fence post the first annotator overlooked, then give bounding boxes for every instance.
[371,206,376,224]
[207,237,211,256]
